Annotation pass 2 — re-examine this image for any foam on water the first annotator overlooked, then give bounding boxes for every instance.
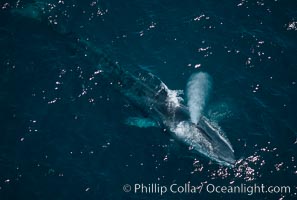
[160,82,184,110]
[170,121,212,153]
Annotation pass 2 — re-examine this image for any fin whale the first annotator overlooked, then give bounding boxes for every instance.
[10,3,236,167]
[85,46,235,166]
[84,41,235,167]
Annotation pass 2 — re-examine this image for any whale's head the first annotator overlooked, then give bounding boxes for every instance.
[169,118,236,167]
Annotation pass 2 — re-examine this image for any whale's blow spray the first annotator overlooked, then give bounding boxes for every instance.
[186,72,212,124]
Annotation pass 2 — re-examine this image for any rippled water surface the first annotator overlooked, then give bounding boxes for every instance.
[0,0,297,199]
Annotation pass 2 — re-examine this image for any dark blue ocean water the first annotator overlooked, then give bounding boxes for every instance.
[0,0,297,199]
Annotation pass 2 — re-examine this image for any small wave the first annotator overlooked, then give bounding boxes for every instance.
[186,72,212,124]
[207,101,233,122]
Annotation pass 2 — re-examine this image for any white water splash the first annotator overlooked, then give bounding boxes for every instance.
[186,72,212,124]
[159,82,184,110]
